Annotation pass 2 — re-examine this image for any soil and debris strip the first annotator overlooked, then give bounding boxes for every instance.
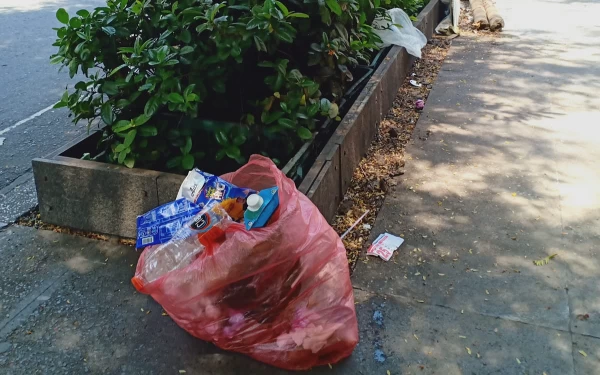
[16,207,135,246]
[333,40,451,270]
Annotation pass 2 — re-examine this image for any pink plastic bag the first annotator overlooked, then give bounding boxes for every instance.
[133,155,358,370]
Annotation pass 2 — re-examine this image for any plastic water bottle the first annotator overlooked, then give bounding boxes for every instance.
[132,201,230,288]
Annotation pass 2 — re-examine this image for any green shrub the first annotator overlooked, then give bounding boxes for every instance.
[51,0,425,171]
[51,0,389,171]
[383,0,426,18]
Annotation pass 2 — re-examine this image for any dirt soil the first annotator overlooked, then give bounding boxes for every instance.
[332,39,452,270]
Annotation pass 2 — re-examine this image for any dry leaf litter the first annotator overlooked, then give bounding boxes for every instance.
[332,40,451,269]
[17,208,135,246]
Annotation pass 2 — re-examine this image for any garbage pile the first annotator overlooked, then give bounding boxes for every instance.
[132,155,358,370]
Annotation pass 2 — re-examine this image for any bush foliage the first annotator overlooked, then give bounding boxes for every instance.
[51,0,423,171]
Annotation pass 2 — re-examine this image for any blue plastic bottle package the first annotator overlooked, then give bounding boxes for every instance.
[136,198,201,248]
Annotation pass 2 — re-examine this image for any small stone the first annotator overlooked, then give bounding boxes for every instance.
[388,128,399,138]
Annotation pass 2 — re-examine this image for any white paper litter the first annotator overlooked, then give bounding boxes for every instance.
[176,169,206,203]
[367,233,404,261]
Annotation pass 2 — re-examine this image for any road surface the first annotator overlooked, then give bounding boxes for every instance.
[0,0,105,224]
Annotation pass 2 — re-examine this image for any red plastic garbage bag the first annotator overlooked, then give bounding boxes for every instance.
[133,155,358,370]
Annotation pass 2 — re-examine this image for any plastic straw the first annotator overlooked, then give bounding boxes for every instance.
[340,210,370,240]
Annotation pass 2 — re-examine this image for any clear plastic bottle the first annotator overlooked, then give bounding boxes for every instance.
[133,201,231,287]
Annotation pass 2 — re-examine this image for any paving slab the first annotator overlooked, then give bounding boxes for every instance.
[354,0,600,337]
[343,290,574,375]
[572,334,600,375]
[353,34,573,332]
[0,226,285,375]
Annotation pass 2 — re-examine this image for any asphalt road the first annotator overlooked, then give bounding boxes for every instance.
[0,0,105,223]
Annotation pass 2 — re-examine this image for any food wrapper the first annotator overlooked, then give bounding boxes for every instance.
[177,168,254,221]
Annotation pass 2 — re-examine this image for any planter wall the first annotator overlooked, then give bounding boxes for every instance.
[32,0,442,238]
[298,0,442,221]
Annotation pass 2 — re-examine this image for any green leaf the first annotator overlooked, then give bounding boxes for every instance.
[288,12,310,18]
[167,93,185,104]
[109,63,128,77]
[54,90,69,108]
[215,131,228,145]
[116,99,130,108]
[180,29,191,43]
[181,154,194,170]
[275,1,289,16]
[118,149,128,164]
[124,157,135,168]
[254,35,267,52]
[112,120,133,133]
[100,103,115,125]
[115,143,127,152]
[68,60,78,78]
[53,101,68,109]
[334,22,349,42]
[257,61,276,68]
[325,0,342,16]
[133,114,150,126]
[232,134,246,146]
[179,46,194,55]
[102,26,116,36]
[246,18,268,30]
[328,102,339,118]
[225,145,241,159]
[144,96,161,116]
[297,126,313,140]
[166,156,182,169]
[181,136,192,154]
[138,125,158,137]
[69,17,82,28]
[102,81,119,95]
[186,93,199,102]
[275,28,294,43]
[228,5,250,10]
[50,55,63,65]
[278,117,296,129]
[183,84,196,98]
[215,149,226,161]
[56,8,69,24]
[196,23,210,34]
[319,5,331,24]
[76,9,90,18]
[123,129,137,148]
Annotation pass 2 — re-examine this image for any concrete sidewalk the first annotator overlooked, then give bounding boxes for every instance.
[1,0,600,374]
[353,0,600,373]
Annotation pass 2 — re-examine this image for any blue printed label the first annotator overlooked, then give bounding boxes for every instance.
[136,198,201,249]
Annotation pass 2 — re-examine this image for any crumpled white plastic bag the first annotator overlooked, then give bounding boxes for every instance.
[372,8,427,58]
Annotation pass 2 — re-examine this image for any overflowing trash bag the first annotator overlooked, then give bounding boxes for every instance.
[132,155,358,370]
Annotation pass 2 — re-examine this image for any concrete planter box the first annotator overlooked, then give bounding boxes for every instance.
[32,0,442,238]
[297,0,441,220]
